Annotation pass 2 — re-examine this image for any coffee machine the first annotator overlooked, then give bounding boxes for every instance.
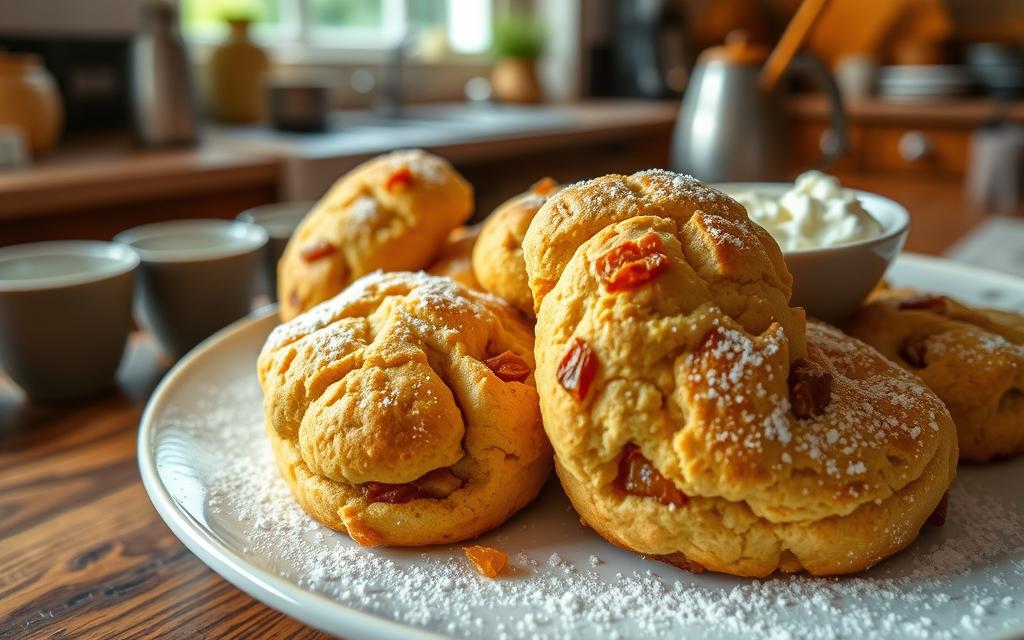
[595,0,691,99]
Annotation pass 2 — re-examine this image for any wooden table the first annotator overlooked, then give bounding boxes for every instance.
[0,174,1005,639]
[0,333,329,639]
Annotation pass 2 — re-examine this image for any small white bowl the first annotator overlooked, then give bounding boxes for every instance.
[715,183,910,323]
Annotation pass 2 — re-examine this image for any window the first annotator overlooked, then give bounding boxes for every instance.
[180,0,492,57]
[180,0,295,41]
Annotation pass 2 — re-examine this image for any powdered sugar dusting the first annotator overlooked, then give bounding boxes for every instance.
[385,149,451,184]
[924,329,1024,365]
[520,193,548,210]
[563,170,739,223]
[264,271,510,355]
[633,169,734,216]
[155,375,1024,640]
[263,270,401,350]
[347,195,379,226]
[685,320,956,511]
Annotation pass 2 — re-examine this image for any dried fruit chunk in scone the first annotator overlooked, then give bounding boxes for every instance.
[258,272,551,546]
[523,170,958,577]
[278,149,474,321]
[847,287,1024,462]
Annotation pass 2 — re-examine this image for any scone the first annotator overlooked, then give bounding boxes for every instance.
[522,170,958,577]
[428,224,482,289]
[258,271,551,546]
[277,149,473,321]
[472,177,560,317]
[846,288,1024,462]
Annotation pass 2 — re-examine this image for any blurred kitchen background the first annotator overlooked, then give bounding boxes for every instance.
[1,0,1022,261]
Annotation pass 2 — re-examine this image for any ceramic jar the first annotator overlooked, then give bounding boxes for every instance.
[206,19,270,123]
[0,52,63,158]
[491,57,543,104]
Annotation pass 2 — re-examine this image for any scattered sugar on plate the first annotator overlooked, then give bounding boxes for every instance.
[158,376,1024,640]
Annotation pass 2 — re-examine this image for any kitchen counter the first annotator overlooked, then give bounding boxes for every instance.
[4,97,1016,225]
[0,134,280,220]
[788,95,1024,180]
[210,100,679,161]
[0,100,679,225]
[208,100,680,200]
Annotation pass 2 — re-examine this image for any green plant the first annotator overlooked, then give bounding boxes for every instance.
[180,0,274,29]
[491,11,546,59]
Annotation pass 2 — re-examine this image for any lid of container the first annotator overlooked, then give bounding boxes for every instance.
[699,31,769,66]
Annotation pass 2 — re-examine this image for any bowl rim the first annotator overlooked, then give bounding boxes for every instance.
[114,219,269,264]
[0,240,140,293]
[236,201,314,235]
[713,181,911,256]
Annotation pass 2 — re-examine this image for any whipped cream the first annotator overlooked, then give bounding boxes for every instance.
[732,171,883,251]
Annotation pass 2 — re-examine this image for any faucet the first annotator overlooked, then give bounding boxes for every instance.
[375,32,413,119]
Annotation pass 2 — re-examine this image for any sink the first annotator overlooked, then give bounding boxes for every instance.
[328,105,578,134]
[212,104,580,146]
[206,102,585,197]
[203,99,676,200]
[327,112,448,128]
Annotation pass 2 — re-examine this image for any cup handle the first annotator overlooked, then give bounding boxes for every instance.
[787,54,849,169]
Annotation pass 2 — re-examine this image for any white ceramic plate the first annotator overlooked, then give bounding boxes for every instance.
[138,254,1024,640]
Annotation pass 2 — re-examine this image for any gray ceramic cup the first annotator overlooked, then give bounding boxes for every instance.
[237,201,313,301]
[0,241,138,403]
[114,219,267,358]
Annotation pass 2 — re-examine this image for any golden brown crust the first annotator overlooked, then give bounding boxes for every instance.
[472,177,560,317]
[650,551,706,573]
[846,288,1024,462]
[524,170,958,576]
[258,271,551,546]
[523,171,805,360]
[428,224,483,289]
[277,150,473,321]
[557,405,956,577]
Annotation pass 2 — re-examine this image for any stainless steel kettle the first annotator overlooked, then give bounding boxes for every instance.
[670,33,847,182]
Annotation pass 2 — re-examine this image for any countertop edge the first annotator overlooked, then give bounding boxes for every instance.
[0,151,282,220]
[0,101,678,221]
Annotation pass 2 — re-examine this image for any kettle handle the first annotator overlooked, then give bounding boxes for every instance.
[785,54,848,169]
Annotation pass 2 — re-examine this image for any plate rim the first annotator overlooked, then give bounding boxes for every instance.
[136,254,1024,639]
[892,252,1024,300]
[136,308,444,640]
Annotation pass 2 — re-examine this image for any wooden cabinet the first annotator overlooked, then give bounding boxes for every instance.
[862,125,970,175]
[788,96,1023,178]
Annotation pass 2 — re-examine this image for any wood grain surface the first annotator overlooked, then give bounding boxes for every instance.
[0,336,330,640]
[0,173,1004,639]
